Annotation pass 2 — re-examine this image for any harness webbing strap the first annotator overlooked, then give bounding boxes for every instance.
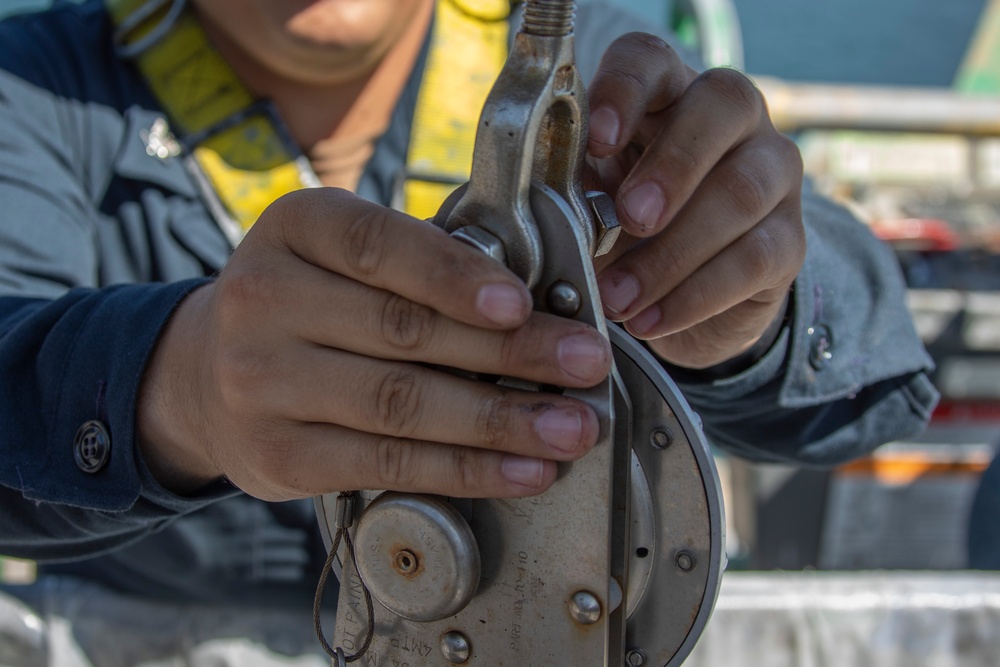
[404,0,510,220]
[108,0,308,237]
[106,0,509,236]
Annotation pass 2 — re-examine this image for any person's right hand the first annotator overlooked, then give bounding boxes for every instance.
[137,188,612,501]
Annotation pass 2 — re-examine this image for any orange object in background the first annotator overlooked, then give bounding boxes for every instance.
[871,217,962,252]
[837,449,991,486]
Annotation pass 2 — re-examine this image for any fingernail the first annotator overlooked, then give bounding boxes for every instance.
[597,271,640,317]
[557,333,608,382]
[502,456,545,487]
[623,183,665,232]
[629,304,662,337]
[589,106,621,146]
[534,407,584,453]
[476,283,527,326]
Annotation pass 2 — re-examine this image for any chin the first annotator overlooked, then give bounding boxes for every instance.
[282,0,396,48]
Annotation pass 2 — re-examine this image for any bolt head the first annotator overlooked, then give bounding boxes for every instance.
[626,649,647,666]
[586,191,622,257]
[452,225,506,265]
[568,590,602,624]
[650,427,673,450]
[676,550,696,572]
[440,631,470,664]
[546,280,581,318]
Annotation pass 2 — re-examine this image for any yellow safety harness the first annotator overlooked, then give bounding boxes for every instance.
[107,0,509,241]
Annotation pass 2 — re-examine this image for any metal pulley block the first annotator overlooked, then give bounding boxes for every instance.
[315,1,725,664]
[316,332,725,666]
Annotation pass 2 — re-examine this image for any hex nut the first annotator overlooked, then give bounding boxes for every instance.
[586,191,621,256]
[452,225,506,265]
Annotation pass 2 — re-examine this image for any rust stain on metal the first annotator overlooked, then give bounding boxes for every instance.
[391,545,425,579]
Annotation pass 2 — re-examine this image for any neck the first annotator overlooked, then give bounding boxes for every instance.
[200,1,435,151]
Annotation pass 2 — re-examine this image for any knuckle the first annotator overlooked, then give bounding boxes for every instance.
[450,446,485,492]
[650,233,689,286]
[759,201,806,285]
[613,31,674,62]
[600,32,676,90]
[792,220,807,265]
[215,347,276,413]
[497,328,522,373]
[374,437,417,488]
[599,60,648,94]
[722,163,769,218]
[776,133,805,179]
[262,192,301,247]
[698,67,762,119]
[379,293,437,352]
[742,224,782,281]
[241,424,304,496]
[780,210,808,279]
[475,392,514,451]
[371,368,423,435]
[681,279,713,322]
[341,207,391,278]
[663,140,703,178]
[429,242,485,292]
[254,436,294,486]
[214,267,274,329]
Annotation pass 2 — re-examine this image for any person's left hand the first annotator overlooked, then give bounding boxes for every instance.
[585,33,806,370]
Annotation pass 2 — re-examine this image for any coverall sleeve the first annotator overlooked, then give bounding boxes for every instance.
[0,12,236,562]
[674,184,938,466]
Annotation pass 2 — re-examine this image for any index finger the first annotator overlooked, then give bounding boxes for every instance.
[586,32,697,158]
[256,187,533,330]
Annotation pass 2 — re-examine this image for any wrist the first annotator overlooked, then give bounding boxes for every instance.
[136,283,221,494]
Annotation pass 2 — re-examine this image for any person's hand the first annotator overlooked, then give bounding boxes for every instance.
[137,188,611,501]
[586,33,806,370]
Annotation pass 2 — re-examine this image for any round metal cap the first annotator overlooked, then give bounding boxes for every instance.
[354,493,481,622]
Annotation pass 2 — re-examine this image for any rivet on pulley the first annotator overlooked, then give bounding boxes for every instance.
[546,280,581,317]
[626,649,647,666]
[650,427,673,450]
[676,550,696,572]
[568,590,602,624]
[440,631,471,664]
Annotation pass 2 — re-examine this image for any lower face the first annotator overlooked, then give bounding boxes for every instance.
[190,0,432,84]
